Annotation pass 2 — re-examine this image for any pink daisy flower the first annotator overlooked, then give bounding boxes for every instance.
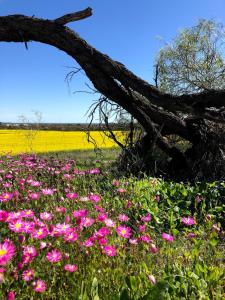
[73,209,88,219]
[116,225,132,238]
[95,227,110,238]
[140,235,151,243]
[89,194,101,203]
[30,180,41,187]
[182,216,196,226]
[89,168,100,174]
[64,230,78,243]
[0,239,15,266]
[29,192,40,200]
[46,249,62,263]
[97,213,108,222]
[64,264,78,272]
[118,214,129,222]
[66,192,78,199]
[149,243,158,254]
[129,238,138,245]
[32,227,48,239]
[41,188,55,195]
[40,212,52,221]
[141,213,151,222]
[162,233,174,242]
[21,210,35,218]
[22,269,35,281]
[8,219,24,233]
[55,207,67,213]
[7,291,15,300]
[82,238,94,248]
[81,217,95,228]
[103,245,117,257]
[23,221,35,234]
[104,218,116,227]
[23,246,37,258]
[0,192,13,202]
[55,223,71,235]
[33,279,46,293]
[0,210,9,222]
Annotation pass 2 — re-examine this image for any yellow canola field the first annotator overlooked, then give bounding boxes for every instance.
[0,130,123,155]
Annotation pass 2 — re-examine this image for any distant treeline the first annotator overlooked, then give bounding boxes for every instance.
[0,123,133,131]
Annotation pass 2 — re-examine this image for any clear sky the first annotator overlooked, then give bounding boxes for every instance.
[1,0,225,123]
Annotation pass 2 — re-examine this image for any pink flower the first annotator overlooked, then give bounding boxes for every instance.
[187,233,196,239]
[64,264,78,272]
[148,274,156,285]
[0,210,9,222]
[104,218,116,227]
[138,225,146,233]
[23,246,37,258]
[0,192,13,202]
[103,245,117,256]
[140,235,151,243]
[73,209,88,219]
[182,217,196,226]
[55,223,71,235]
[117,188,126,193]
[40,212,52,221]
[94,205,105,213]
[56,207,67,213]
[83,238,94,248]
[97,213,108,222]
[46,249,62,263]
[81,217,95,227]
[64,230,78,243]
[116,225,132,238]
[141,213,151,222]
[41,188,55,195]
[29,192,40,200]
[9,220,24,233]
[7,291,15,300]
[126,200,132,208]
[89,168,100,174]
[129,238,138,245]
[33,279,46,293]
[0,239,15,266]
[66,192,78,199]
[32,227,48,239]
[23,222,35,234]
[95,227,110,238]
[149,243,158,254]
[155,195,160,202]
[162,233,174,242]
[98,238,107,245]
[30,180,41,187]
[22,269,35,281]
[89,194,101,203]
[21,210,35,218]
[118,214,129,222]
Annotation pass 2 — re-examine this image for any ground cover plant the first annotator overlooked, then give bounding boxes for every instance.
[0,153,224,299]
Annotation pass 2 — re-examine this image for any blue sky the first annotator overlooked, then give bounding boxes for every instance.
[1,0,225,123]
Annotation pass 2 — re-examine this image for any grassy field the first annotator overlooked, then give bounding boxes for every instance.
[0,129,123,155]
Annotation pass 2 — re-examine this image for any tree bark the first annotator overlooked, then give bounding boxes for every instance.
[0,9,225,180]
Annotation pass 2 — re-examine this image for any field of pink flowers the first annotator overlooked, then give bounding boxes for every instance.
[0,153,224,299]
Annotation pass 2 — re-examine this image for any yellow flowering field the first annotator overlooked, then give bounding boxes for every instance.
[0,130,123,155]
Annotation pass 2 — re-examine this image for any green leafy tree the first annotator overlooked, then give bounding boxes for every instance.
[157,19,225,95]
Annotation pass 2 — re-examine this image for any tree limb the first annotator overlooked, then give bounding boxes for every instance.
[54,7,92,25]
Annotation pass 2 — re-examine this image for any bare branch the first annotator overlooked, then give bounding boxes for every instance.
[55,7,92,25]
